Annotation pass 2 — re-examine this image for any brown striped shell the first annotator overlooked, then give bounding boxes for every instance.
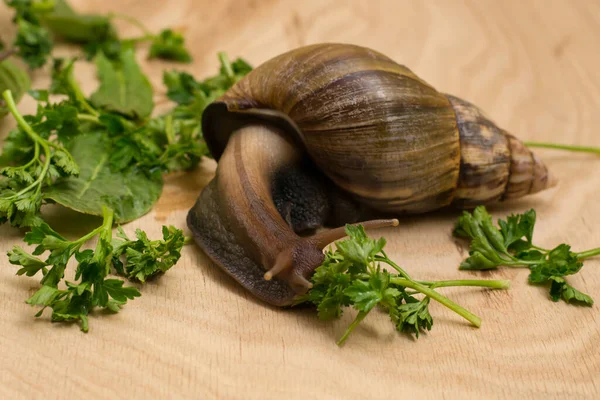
[202,43,555,214]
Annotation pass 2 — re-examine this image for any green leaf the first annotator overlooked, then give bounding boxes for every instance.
[344,270,399,312]
[26,284,62,306]
[90,50,154,119]
[391,297,433,338]
[112,225,184,282]
[498,209,536,249]
[528,244,582,284]
[148,29,192,63]
[473,206,507,254]
[39,0,115,44]
[14,18,53,69]
[0,60,31,119]
[44,132,163,223]
[8,246,47,276]
[5,0,55,24]
[335,224,386,269]
[561,283,594,306]
[163,70,202,105]
[102,278,140,302]
[345,279,380,312]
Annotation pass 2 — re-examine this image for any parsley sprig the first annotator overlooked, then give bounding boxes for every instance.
[3,0,193,68]
[0,89,79,226]
[454,206,600,305]
[297,224,510,346]
[7,205,185,332]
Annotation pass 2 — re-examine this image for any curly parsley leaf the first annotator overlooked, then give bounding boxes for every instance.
[7,207,184,332]
[148,29,192,63]
[0,90,79,227]
[39,0,115,44]
[454,206,599,306]
[390,296,433,338]
[14,18,53,69]
[112,225,184,282]
[297,223,509,345]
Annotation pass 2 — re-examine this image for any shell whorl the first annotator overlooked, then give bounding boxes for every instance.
[448,95,555,208]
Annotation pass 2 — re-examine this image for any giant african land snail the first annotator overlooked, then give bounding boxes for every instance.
[187,43,555,306]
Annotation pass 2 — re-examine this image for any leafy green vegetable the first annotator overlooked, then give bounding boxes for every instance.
[39,0,115,43]
[4,0,192,65]
[297,224,510,345]
[44,132,163,223]
[454,206,600,306]
[112,225,184,282]
[148,29,191,63]
[0,59,30,118]
[90,50,154,119]
[164,53,252,107]
[13,17,53,68]
[5,0,55,23]
[7,206,185,332]
[0,89,79,227]
[1,51,247,229]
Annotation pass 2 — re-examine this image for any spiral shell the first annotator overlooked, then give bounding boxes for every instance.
[202,43,554,214]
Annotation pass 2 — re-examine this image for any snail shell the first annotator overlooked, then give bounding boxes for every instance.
[189,43,555,306]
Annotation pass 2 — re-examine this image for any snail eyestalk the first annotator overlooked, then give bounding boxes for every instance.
[0,48,16,63]
[311,219,399,249]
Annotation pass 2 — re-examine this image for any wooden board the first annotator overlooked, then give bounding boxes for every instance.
[1,0,600,398]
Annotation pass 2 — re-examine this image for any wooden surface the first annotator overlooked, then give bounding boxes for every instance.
[1,0,600,398]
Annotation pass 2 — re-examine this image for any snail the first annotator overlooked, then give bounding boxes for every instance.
[187,43,556,306]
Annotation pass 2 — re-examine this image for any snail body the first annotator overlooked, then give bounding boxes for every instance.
[188,44,555,306]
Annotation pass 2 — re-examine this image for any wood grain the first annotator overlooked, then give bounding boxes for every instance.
[1,0,600,398]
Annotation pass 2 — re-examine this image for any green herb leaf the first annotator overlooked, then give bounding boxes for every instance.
[0,60,31,119]
[299,223,508,345]
[8,245,47,276]
[390,296,433,338]
[112,225,184,282]
[90,49,154,119]
[39,0,116,44]
[14,18,53,69]
[455,206,597,306]
[44,132,163,223]
[336,224,386,270]
[498,209,536,250]
[148,29,192,63]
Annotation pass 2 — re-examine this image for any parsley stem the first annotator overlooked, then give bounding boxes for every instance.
[165,114,175,144]
[3,90,45,144]
[15,141,40,170]
[418,279,511,290]
[2,89,52,198]
[109,13,154,37]
[77,113,101,125]
[218,52,235,85]
[524,142,600,155]
[375,254,412,280]
[336,310,370,346]
[531,244,548,252]
[502,260,540,266]
[123,34,155,44]
[67,74,99,117]
[391,278,481,327]
[577,247,600,260]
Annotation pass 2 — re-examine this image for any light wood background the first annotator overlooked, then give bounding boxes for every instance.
[1,0,600,399]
